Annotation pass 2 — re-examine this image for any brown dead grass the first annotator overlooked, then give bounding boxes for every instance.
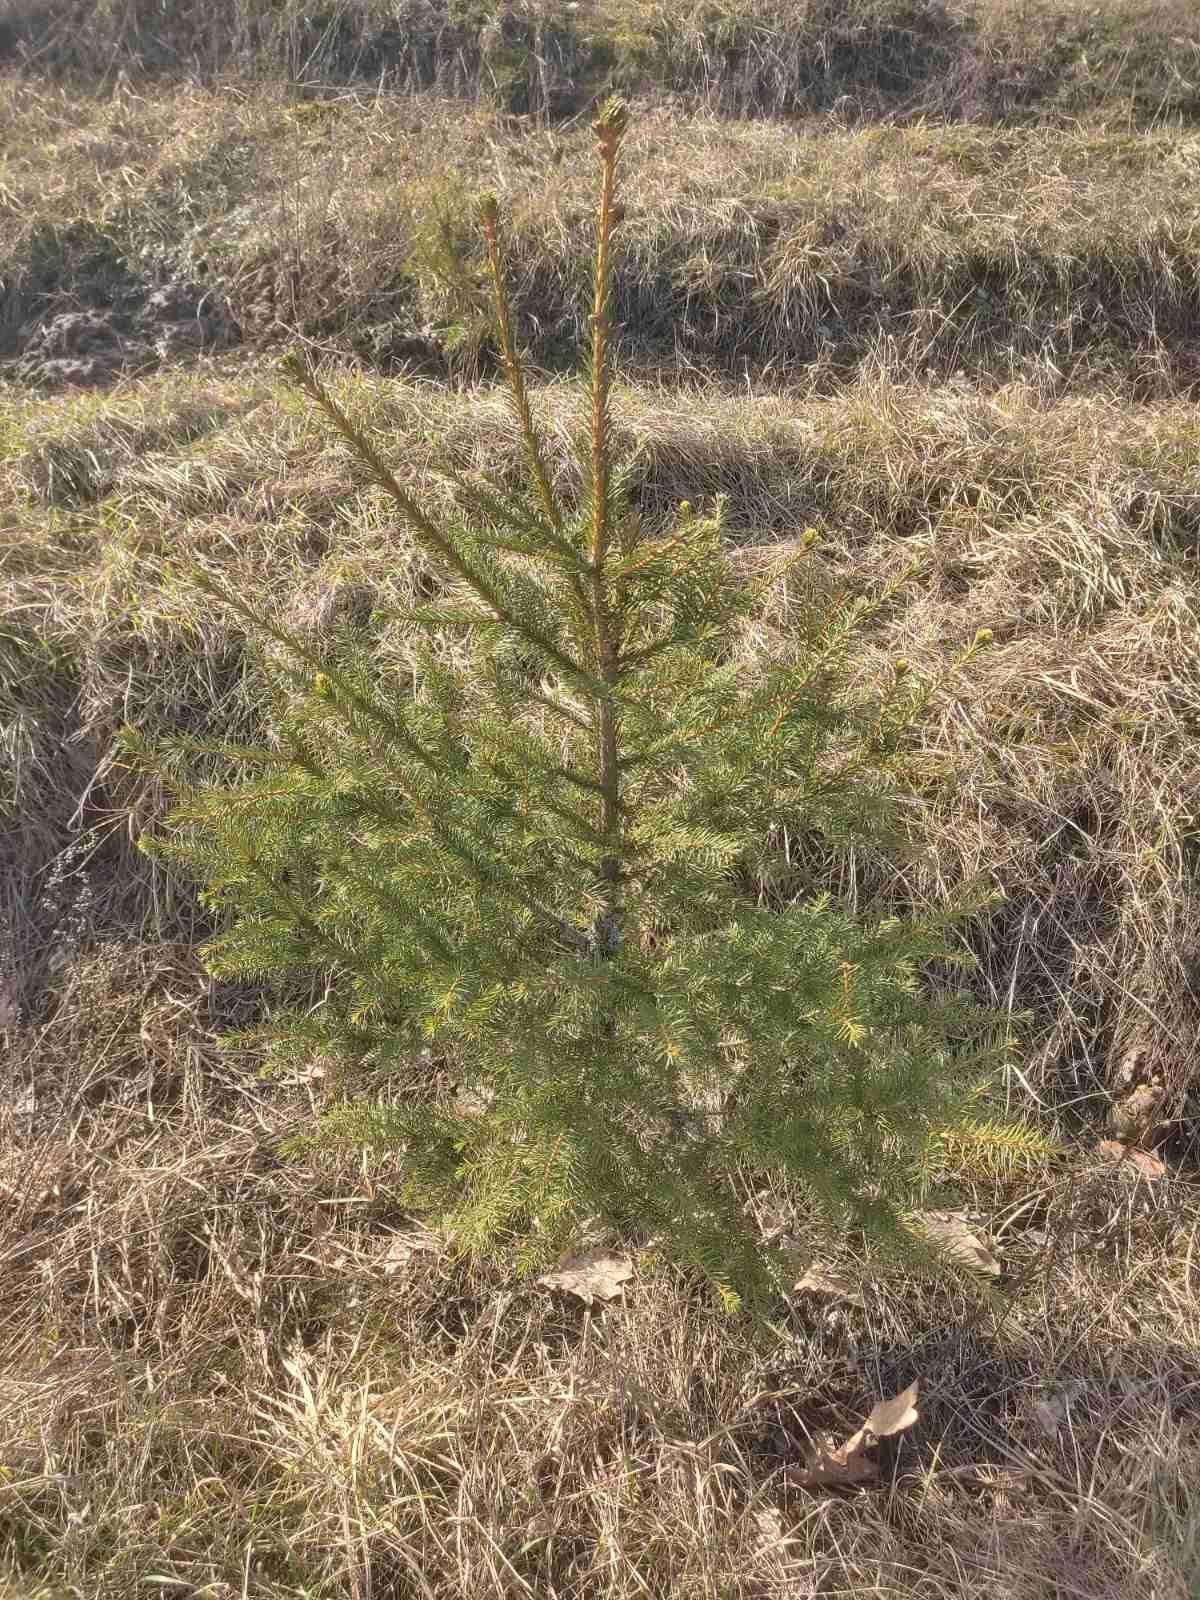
[7,368,1200,1119]
[2,947,1199,1596]
[5,44,1200,1587]
[4,0,1200,132]
[4,84,1200,395]
[5,365,1200,1593]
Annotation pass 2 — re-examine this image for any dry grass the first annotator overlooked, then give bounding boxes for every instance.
[4,84,1200,392]
[2,954,1199,1597]
[5,20,1200,1591]
[5,363,1200,1593]
[8,367,1200,1111]
[3,0,1199,130]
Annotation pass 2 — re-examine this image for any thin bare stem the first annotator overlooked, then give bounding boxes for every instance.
[479,193,564,542]
[588,98,629,960]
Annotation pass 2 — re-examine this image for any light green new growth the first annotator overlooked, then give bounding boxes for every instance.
[144,100,1036,1305]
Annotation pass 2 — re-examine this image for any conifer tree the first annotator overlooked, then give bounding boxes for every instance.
[144,101,1033,1304]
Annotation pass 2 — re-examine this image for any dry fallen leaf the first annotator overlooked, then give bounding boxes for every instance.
[914,1211,1001,1275]
[793,1265,866,1308]
[1095,1140,1166,1179]
[537,1248,633,1305]
[786,1381,919,1490]
[1107,1082,1166,1144]
[1031,1395,1066,1439]
[786,1435,878,1489]
[751,1506,790,1549]
[862,1382,921,1440]
[378,1228,441,1275]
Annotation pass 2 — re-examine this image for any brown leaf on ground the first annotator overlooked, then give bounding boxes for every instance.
[1106,1077,1166,1144]
[863,1382,921,1439]
[377,1227,442,1275]
[792,1265,866,1307]
[914,1211,1001,1275]
[751,1505,789,1549]
[1095,1140,1166,1179]
[785,1382,919,1490]
[537,1247,633,1305]
[785,1434,879,1489]
[1031,1395,1066,1439]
